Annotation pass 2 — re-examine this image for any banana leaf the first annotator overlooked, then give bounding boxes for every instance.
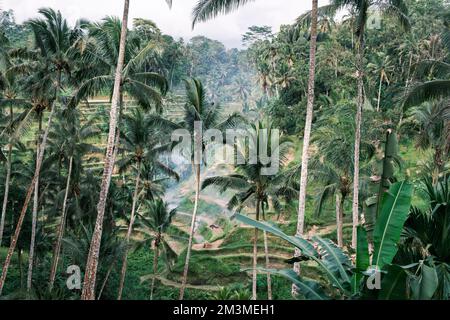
[264,269,330,300]
[234,214,317,257]
[373,181,413,270]
[379,265,407,300]
[410,263,439,300]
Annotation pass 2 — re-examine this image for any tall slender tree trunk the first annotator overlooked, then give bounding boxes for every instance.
[263,230,272,300]
[179,163,201,300]
[27,115,43,293]
[336,194,344,248]
[18,249,23,289]
[0,143,12,247]
[0,103,14,247]
[117,161,142,300]
[0,102,57,296]
[397,54,414,142]
[49,156,73,291]
[251,200,261,300]
[97,263,114,300]
[293,0,318,295]
[261,205,272,300]
[351,31,365,249]
[112,93,125,174]
[252,227,258,300]
[150,241,160,300]
[81,0,130,300]
[377,73,383,112]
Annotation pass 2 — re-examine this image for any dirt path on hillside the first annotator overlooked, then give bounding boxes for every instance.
[143,275,221,292]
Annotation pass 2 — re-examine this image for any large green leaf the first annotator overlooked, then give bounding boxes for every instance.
[436,263,450,300]
[379,265,407,300]
[312,236,352,288]
[356,226,370,271]
[234,214,317,257]
[410,264,439,300]
[373,181,413,269]
[265,269,330,300]
[352,226,370,294]
[235,214,352,295]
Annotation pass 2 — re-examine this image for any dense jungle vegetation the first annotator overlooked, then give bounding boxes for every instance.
[0,0,449,300]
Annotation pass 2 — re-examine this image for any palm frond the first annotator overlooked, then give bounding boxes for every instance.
[192,0,256,28]
[202,175,249,192]
[404,80,450,109]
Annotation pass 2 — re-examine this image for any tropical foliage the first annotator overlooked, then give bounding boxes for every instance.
[0,0,448,301]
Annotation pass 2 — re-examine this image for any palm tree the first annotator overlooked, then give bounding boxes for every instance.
[404,101,449,181]
[47,108,101,291]
[404,25,450,108]
[116,109,175,300]
[291,0,319,289]
[0,8,84,296]
[367,52,394,112]
[293,104,375,248]
[63,224,126,299]
[81,0,173,300]
[71,17,169,114]
[202,120,296,300]
[191,0,320,265]
[321,0,410,248]
[135,199,177,300]
[149,77,242,300]
[397,174,450,300]
[0,48,24,248]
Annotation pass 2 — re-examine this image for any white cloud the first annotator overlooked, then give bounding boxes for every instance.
[3,0,329,48]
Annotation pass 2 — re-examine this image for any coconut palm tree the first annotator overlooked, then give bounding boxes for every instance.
[116,108,175,300]
[81,0,173,300]
[367,52,394,112]
[397,174,450,300]
[63,224,126,299]
[191,0,321,248]
[404,24,450,108]
[135,199,177,300]
[291,0,319,289]
[0,49,24,248]
[192,0,406,264]
[202,120,296,300]
[149,77,243,300]
[47,108,101,291]
[71,17,169,114]
[289,104,375,248]
[0,8,85,295]
[321,0,410,248]
[404,101,449,181]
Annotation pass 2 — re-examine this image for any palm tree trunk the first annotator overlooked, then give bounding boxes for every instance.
[293,0,318,295]
[49,156,73,291]
[0,101,57,296]
[263,230,272,300]
[179,163,201,300]
[252,225,258,300]
[18,249,23,289]
[336,194,344,248]
[112,92,125,172]
[351,31,365,249]
[27,114,43,293]
[117,161,142,300]
[397,54,414,141]
[150,241,160,300]
[251,199,262,300]
[377,73,383,112]
[0,143,12,247]
[97,263,114,300]
[81,0,130,300]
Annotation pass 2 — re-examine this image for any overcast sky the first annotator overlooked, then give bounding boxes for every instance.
[3,0,329,49]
